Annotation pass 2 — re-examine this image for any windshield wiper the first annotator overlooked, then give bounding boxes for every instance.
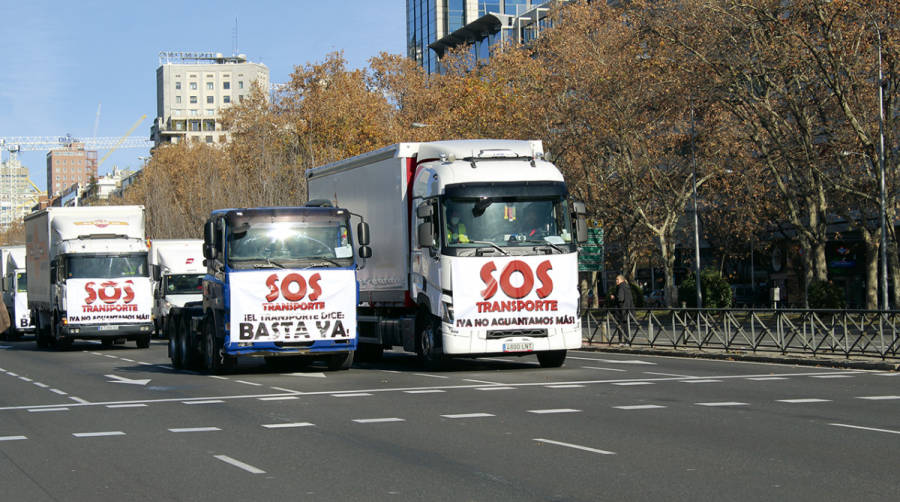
[306,257,342,267]
[250,257,287,269]
[522,239,564,253]
[469,240,509,256]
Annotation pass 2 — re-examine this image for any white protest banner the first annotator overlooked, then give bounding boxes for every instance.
[66,278,153,324]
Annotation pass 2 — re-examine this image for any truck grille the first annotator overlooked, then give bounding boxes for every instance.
[486,329,548,339]
[274,341,315,348]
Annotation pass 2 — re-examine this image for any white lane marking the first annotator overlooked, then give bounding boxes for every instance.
[615,405,667,410]
[28,408,69,413]
[777,398,831,404]
[404,390,446,394]
[169,427,222,433]
[595,359,656,365]
[90,352,103,356]
[18,376,32,382]
[0,436,27,441]
[533,438,615,455]
[331,393,372,398]
[262,422,315,429]
[476,386,516,391]
[353,418,406,423]
[528,409,581,414]
[213,455,266,474]
[283,372,326,378]
[682,379,722,384]
[107,404,148,408]
[106,374,151,385]
[73,431,125,438]
[645,372,695,378]
[379,370,402,374]
[696,402,748,407]
[235,380,263,387]
[209,375,229,380]
[7,372,18,377]
[875,372,899,377]
[137,362,153,366]
[582,366,627,372]
[0,367,5,371]
[183,400,225,405]
[258,396,299,401]
[858,395,900,400]
[830,423,900,435]
[270,387,299,393]
[119,358,135,363]
[103,354,118,359]
[50,388,67,395]
[546,384,585,389]
[810,375,855,379]
[33,382,49,388]
[69,397,90,404]
[414,373,449,379]
[464,379,505,385]
[613,382,653,386]
[747,377,788,381]
[442,413,495,419]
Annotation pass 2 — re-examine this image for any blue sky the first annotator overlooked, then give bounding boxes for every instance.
[0,0,406,192]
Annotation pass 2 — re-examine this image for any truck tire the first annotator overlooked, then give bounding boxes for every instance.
[326,350,354,371]
[178,316,196,369]
[136,333,151,349]
[202,319,225,374]
[416,312,444,370]
[537,350,567,368]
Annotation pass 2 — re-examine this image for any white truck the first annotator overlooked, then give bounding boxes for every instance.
[25,206,154,348]
[150,239,205,338]
[307,139,587,368]
[2,246,34,338]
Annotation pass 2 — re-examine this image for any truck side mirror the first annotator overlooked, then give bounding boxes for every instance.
[1,277,7,290]
[50,260,57,285]
[152,265,161,282]
[572,200,588,244]
[357,221,370,246]
[573,201,587,216]
[203,220,215,259]
[416,203,433,219]
[417,222,434,248]
[358,245,372,259]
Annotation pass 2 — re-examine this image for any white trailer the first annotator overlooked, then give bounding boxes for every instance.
[25,206,154,348]
[308,140,587,368]
[149,239,204,337]
[2,247,34,338]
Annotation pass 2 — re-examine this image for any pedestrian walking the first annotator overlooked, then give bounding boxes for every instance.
[610,274,633,343]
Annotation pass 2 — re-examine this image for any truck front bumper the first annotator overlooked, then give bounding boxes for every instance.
[61,323,154,339]
[441,321,582,356]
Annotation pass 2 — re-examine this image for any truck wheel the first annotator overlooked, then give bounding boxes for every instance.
[178,316,196,369]
[326,351,354,371]
[136,333,151,349]
[202,320,224,374]
[537,350,567,368]
[170,329,183,369]
[416,312,444,370]
[101,338,114,348]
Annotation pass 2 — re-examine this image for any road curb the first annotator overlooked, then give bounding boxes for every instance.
[579,344,900,372]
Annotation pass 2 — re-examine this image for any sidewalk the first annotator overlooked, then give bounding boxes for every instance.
[580,340,900,372]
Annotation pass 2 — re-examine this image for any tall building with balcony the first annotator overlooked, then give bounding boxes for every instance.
[0,156,42,229]
[407,0,546,74]
[45,142,98,197]
[151,52,269,147]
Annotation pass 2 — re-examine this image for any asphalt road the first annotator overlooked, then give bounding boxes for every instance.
[1,337,898,501]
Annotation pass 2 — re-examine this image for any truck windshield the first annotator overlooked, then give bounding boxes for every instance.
[228,221,353,269]
[16,272,26,292]
[443,196,573,250]
[165,274,205,295]
[65,253,149,279]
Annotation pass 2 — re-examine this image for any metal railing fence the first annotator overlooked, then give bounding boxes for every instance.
[582,308,900,360]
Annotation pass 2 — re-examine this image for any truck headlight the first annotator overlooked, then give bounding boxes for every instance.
[442,301,454,324]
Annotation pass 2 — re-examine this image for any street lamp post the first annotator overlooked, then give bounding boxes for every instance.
[690,103,702,309]
[874,22,890,311]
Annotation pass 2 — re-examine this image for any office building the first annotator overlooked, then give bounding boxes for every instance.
[408,0,550,74]
[151,51,269,147]
[0,156,42,229]
[46,142,98,197]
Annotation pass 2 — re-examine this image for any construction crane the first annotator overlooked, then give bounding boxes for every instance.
[0,134,152,163]
[97,114,147,168]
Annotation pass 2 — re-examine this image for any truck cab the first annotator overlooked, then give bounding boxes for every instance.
[168,206,370,373]
[150,239,204,338]
[2,246,33,338]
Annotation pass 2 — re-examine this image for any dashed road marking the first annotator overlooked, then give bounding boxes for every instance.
[18,376,32,382]
[682,379,722,383]
[73,431,125,438]
[777,398,831,404]
[353,418,406,423]
[858,395,900,400]
[614,405,666,410]
[464,379,505,385]
[258,396,299,401]
[214,455,266,474]
[28,408,69,413]
[533,438,615,455]
[546,384,585,389]
[414,373,449,379]
[645,372,694,378]
[613,382,653,386]
[747,377,788,381]
[184,400,225,405]
[262,422,315,429]
[528,409,580,414]
[107,404,148,408]
[33,382,49,388]
[235,380,263,387]
[476,386,515,391]
[696,402,748,407]
[0,436,27,441]
[69,397,90,404]
[810,375,854,379]
[404,390,446,394]
[582,367,627,372]
[331,393,372,398]
[209,376,229,380]
[442,413,494,419]
[49,388,67,395]
[169,427,221,433]
[830,423,900,435]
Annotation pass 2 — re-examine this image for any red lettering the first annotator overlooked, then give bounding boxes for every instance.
[500,260,534,299]
[265,274,279,302]
[280,273,307,302]
[98,281,121,304]
[535,260,553,298]
[85,282,97,304]
[122,280,135,303]
[308,273,322,301]
[480,262,498,300]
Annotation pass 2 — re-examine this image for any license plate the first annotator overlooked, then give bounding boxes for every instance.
[98,325,118,331]
[503,342,533,352]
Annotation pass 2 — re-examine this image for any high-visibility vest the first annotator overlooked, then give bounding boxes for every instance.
[448,222,469,243]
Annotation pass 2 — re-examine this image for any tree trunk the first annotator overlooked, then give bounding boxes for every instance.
[861,229,879,310]
[658,233,678,308]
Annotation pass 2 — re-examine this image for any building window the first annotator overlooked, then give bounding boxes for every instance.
[190,95,197,104]
[205,135,213,144]
[175,96,182,104]
[223,81,230,90]
[190,120,201,131]
[190,82,198,90]
[206,96,214,104]
[238,81,244,89]
[206,82,214,90]
[175,81,181,90]
[190,109,199,116]
[223,95,231,104]
[206,109,215,116]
